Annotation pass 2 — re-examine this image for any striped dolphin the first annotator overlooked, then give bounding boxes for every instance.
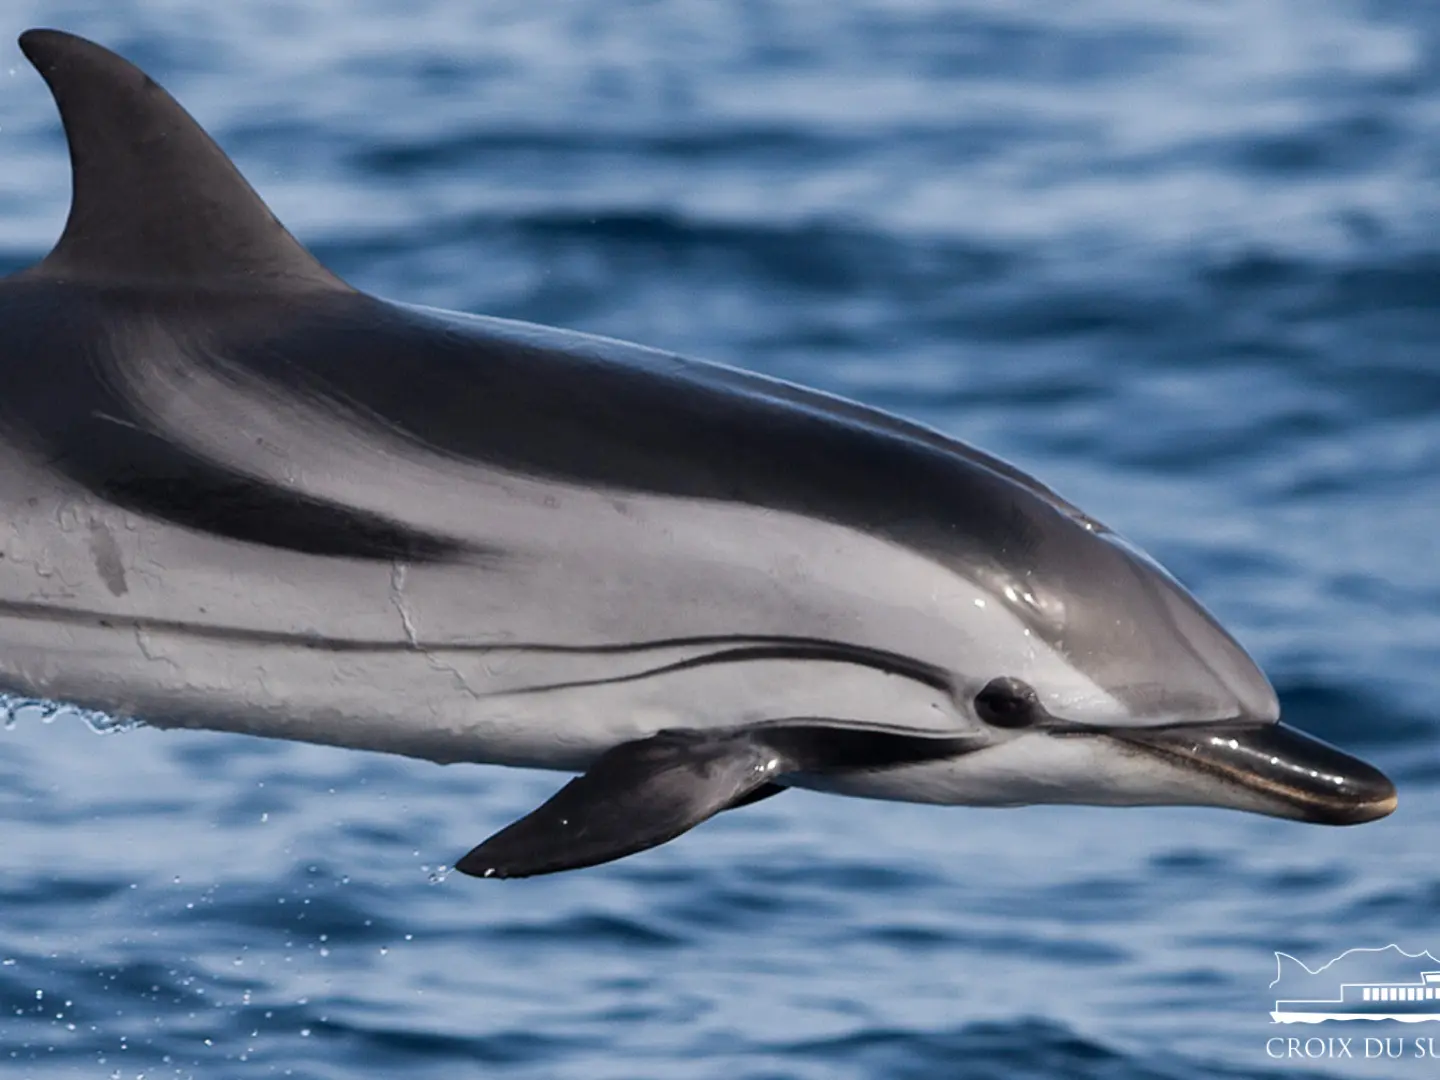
[0,30,1394,878]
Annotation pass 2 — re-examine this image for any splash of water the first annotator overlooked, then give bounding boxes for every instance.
[0,694,145,735]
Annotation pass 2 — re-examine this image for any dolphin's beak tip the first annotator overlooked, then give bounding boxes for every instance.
[1317,770,1397,826]
[1366,785,1399,822]
[1280,738,1396,826]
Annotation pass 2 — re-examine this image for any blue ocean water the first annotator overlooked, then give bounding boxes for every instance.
[0,1,1436,1077]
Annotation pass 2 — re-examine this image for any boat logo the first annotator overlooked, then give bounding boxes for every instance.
[1271,945,1440,1024]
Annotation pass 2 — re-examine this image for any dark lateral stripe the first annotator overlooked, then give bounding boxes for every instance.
[759,723,983,770]
[494,642,954,696]
[0,599,949,685]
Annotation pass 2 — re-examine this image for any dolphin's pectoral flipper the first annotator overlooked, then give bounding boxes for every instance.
[455,725,979,879]
[454,730,785,879]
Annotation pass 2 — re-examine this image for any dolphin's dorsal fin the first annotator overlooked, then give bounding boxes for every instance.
[16,29,348,292]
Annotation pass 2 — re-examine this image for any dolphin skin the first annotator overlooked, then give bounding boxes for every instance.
[0,30,1395,879]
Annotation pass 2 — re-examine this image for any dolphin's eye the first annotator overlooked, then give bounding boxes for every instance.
[974,677,1041,728]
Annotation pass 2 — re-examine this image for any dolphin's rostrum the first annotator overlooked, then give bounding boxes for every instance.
[0,30,1395,879]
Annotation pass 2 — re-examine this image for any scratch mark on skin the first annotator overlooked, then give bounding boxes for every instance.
[390,560,481,700]
[390,561,420,648]
[91,410,145,432]
[134,626,179,670]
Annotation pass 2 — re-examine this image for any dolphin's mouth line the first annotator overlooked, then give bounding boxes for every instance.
[1106,722,1397,825]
